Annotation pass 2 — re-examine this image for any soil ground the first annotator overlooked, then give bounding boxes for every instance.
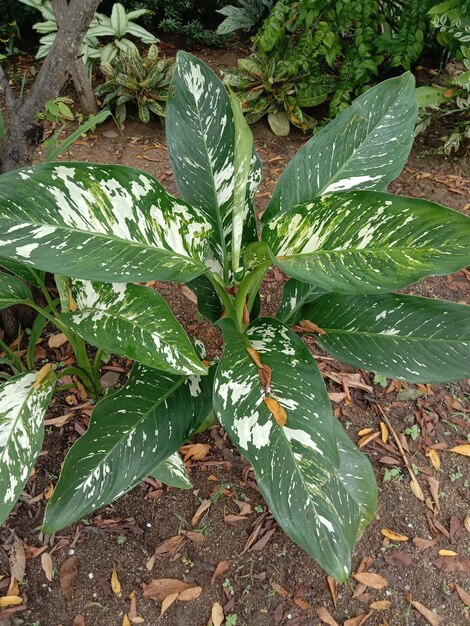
[1,47,470,626]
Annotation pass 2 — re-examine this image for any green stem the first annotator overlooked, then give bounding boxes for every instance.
[59,365,98,397]
[205,272,237,320]
[0,338,26,373]
[234,263,270,330]
[92,348,103,380]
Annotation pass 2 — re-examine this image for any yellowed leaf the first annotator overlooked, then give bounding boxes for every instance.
[177,586,202,601]
[369,600,391,610]
[358,428,374,436]
[438,549,458,557]
[448,444,470,457]
[246,347,263,368]
[32,363,53,388]
[160,592,179,617]
[211,601,224,626]
[41,552,54,582]
[315,606,339,626]
[358,432,380,448]
[426,449,441,470]
[380,422,389,443]
[464,515,470,534]
[298,319,327,334]
[111,566,122,595]
[44,483,54,500]
[352,572,388,589]
[381,529,409,542]
[410,480,425,501]
[191,499,211,527]
[264,396,287,426]
[122,615,131,626]
[0,596,23,608]
[180,443,210,462]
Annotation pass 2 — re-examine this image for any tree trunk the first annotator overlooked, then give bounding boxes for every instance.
[0,0,100,173]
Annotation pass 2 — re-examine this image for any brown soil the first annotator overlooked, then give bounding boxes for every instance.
[1,48,470,626]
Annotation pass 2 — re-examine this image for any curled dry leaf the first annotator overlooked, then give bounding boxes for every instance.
[263,396,287,426]
[409,479,425,502]
[41,552,54,582]
[211,559,230,585]
[298,319,327,334]
[211,601,224,626]
[406,594,443,626]
[327,575,338,608]
[358,428,374,437]
[111,566,122,595]
[177,586,202,601]
[352,573,388,590]
[315,606,339,626]
[191,499,211,527]
[60,555,78,600]
[180,443,210,462]
[381,529,409,542]
[0,596,23,608]
[160,592,179,617]
[143,578,190,602]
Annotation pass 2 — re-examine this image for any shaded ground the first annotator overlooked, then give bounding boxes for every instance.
[1,50,470,626]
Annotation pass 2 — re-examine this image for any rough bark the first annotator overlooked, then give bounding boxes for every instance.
[0,0,100,173]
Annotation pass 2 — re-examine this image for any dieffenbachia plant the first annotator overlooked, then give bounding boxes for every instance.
[1,52,470,581]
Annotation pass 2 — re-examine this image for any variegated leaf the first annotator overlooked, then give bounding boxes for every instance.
[0,272,32,309]
[276,278,325,325]
[214,318,374,581]
[301,292,470,383]
[151,452,192,489]
[166,51,262,278]
[0,163,212,283]
[43,363,214,532]
[0,369,55,525]
[0,260,46,288]
[263,191,470,293]
[65,280,206,375]
[263,72,417,222]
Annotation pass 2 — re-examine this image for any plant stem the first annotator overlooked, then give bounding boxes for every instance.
[234,263,269,330]
[59,365,98,398]
[0,338,25,373]
[205,272,237,319]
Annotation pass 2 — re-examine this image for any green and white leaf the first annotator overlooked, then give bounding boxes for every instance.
[263,191,470,293]
[43,364,215,532]
[301,292,470,383]
[167,51,261,278]
[276,278,326,325]
[65,280,206,375]
[151,452,192,490]
[0,162,212,284]
[0,260,46,288]
[110,2,128,36]
[214,318,374,581]
[0,272,32,309]
[264,72,417,222]
[0,369,55,525]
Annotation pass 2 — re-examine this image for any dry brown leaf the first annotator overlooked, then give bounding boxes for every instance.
[41,552,54,582]
[426,449,441,470]
[453,582,470,607]
[380,422,389,443]
[438,549,458,557]
[180,442,210,462]
[48,332,68,348]
[407,595,443,626]
[328,391,346,403]
[409,479,425,502]
[122,615,131,626]
[352,573,388,590]
[271,582,290,598]
[128,590,138,619]
[211,601,224,626]
[72,616,86,626]
[464,516,470,533]
[427,477,440,511]
[177,586,202,601]
[381,529,409,542]
[326,372,373,393]
[344,613,371,626]
[211,560,230,585]
[369,600,391,610]
[358,428,374,436]
[191,499,211,527]
[246,347,263,368]
[298,319,327,334]
[0,597,23,608]
[413,537,436,551]
[160,592,179,617]
[44,483,55,500]
[224,514,248,524]
[44,412,72,427]
[433,556,470,573]
[60,556,78,600]
[180,285,197,304]
[315,606,340,626]
[327,575,337,608]
[448,444,470,456]
[264,396,287,426]
[143,578,190,602]
[111,566,122,595]
[358,432,380,448]
[294,597,310,610]
[9,535,26,583]
[7,578,19,597]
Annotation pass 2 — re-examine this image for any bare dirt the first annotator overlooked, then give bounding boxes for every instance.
[1,48,470,626]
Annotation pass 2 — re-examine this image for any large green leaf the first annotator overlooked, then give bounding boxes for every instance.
[0,162,212,283]
[0,272,32,309]
[276,278,325,325]
[263,72,417,222]
[213,318,374,581]
[166,51,261,278]
[0,260,46,288]
[43,364,214,532]
[0,369,55,525]
[263,191,470,293]
[301,292,470,383]
[65,280,206,376]
[151,452,192,490]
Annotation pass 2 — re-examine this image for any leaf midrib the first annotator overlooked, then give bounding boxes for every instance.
[318,328,470,344]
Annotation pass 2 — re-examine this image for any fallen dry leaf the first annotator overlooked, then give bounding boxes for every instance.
[177,586,202,601]
[44,412,72,427]
[294,597,310,610]
[7,579,19,597]
[143,578,190,602]
[191,499,211,527]
[369,600,391,610]
[358,432,380,448]
[0,596,23,608]
[453,582,470,607]
[433,557,470,574]
[60,555,78,600]
[426,449,441,470]
[380,422,389,443]
[438,549,458,557]
[327,575,337,608]
[180,443,210,462]
[381,529,409,542]
[352,573,388,590]
[180,284,197,304]
[122,615,131,626]
[358,428,374,437]
[72,615,86,626]
[9,535,26,583]
[211,560,230,585]
[413,537,436,551]
[344,612,371,626]
[271,582,290,598]
[448,444,470,456]
[406,594,443,626]
[48,332,68,348]
[315,606,339,626]
[41,552,54,582]
[160,592,179,617]
[409,479,425,501]
[264,396,287,426]
[211,601,224,626]
[298,319,327,334]
[111,566,122,595]
[44,483,55,500]
[326,371,373,393]
[464,516,470,534]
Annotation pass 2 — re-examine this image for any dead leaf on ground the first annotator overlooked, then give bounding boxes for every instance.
[48,332,68,348]
[177,586,202,601]
[448,444,470,456]
[264,396,287,426]
[433,556,470,574]
[381,529,409,542]
[438,549,458,557]
[406,594,443,626]
[72,615,86,626]
[7,578,19,597]
[327,575,337,608]
[44,412,72,427]
[180,443,210,462]
[379,422,389,443]
[326,372,373,393]
[452,582,470,607]
[41,552,54,582]
[211,560,230,585]
[60,556,78,600]
[122,615,131,626]
[211,601,224,626]
[344,612,371,626]
[111,566,122,595]
[298,319,327,334]
[464,516,470,533]
[426,449,441,470]
[413,537,436,550]
[352,573,388,589]
[369,600,391,610]
[409,479,425,501]
[271,582,290,598]
[250,527,275,551]
[160,592,179,617]
[9,535,26,583]
[191,499,211,527]
[143,578,190,602]
[180,285,197,304]
[315,606,339,626]
[0,596,23,608]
